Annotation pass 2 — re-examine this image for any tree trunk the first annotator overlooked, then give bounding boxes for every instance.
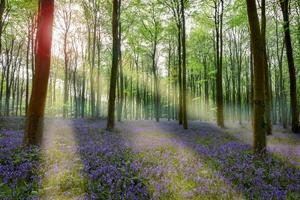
[117,2,123,122]
[176,1,183,125]
[0,0,6,52]
[63,32,69,118]
[107,0,120,130]
[180,0,188,129]
[274,5,287,128]
[280,0,299,133]
[24,0,54,145]
[261,0,272,135]
[90,13,97,117]
[246,0,266,154]
[215,0,224,128]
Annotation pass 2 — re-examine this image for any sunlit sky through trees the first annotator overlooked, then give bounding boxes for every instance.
[51,1,196,78]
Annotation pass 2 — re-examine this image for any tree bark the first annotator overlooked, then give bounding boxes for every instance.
[24,0,54,145]
[246,0,266,154]
[180,0,188,129]
[261,0,272,135]
[280,0,299,133]
[117,0,123,122]
[107,0,120,130]
[214,0,224,128]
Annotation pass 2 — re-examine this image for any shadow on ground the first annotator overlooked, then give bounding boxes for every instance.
[1,118,300,199]
[72,119,151,199]
[119,120,300,199]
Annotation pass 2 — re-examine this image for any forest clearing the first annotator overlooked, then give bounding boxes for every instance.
[1,0,300,199]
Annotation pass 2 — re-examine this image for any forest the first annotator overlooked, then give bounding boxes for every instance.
[0,0,300,199]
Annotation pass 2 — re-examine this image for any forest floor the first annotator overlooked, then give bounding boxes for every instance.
[1,118,300,200]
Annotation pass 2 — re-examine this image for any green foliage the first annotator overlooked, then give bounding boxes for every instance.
[227,0,248,28]
[10,0,38,12]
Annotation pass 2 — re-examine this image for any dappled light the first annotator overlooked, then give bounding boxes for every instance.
[40,120,84,199]
[1,0,300,199]
[2,118,300,199]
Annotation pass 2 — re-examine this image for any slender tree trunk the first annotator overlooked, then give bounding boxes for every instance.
[214,0,224,128]
[0,0,6,115]
[250,41,254,124]
[117,3,123,122]
[176,2,183,125]
[0,0,6,53]
[274,5,287,128]
[63,32,69,118]
[96,28,101,118]
[90,13,97,117]
[203,56,209,118]
[135,55,140,120]
[107,0,120,130]
[5,45,12,116]
[151,43,159,122]
[180,0,188,129]
[81,48,86,118]
[31,16,36,80]
[261,0,272,135]
[20,75,24,116]
[167,42,171,121]
[25,21,31,114]
[280,0,299,133]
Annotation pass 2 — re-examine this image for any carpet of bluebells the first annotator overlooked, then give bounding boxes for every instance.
[0,118,41,199]
[1,118,300,199]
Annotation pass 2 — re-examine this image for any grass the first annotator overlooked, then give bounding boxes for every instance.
[268,136,300,145]
[139,131,177,139]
